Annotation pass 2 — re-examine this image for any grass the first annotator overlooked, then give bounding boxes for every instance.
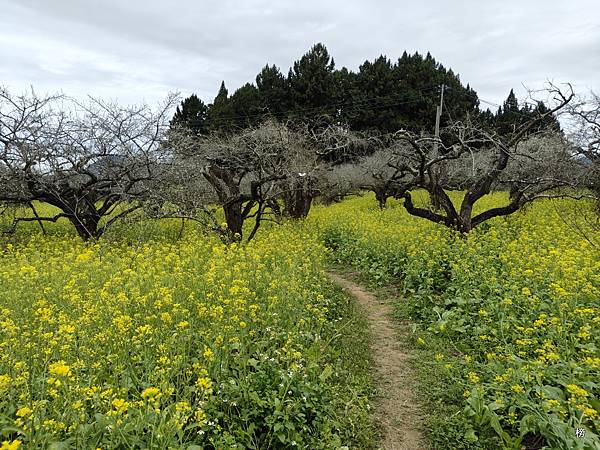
[323,281,378,448]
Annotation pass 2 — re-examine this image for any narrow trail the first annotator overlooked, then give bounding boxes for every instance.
[328,272,425,450]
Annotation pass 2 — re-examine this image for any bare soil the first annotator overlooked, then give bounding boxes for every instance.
[328,272,426,450]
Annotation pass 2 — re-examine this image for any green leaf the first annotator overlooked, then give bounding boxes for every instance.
[48,443,70,450]
[464,428,478,442]
[320,364,333,382]
[542,385,565,400]
[519,414,538,435]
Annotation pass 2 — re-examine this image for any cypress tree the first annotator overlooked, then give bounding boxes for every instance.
[208,81,233,132]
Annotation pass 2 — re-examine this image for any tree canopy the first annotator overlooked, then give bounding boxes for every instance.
[171,43,560,150]
[171,94,209,135]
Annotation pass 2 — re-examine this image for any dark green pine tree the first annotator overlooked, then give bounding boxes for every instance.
[228,83,263,129]
[208,81,233,132]
[393,51,479,133]
[288,43,337,124]
[201,47,482,135]
[393,51,436,131]
[256,64,290,118]
[170,94,209,135]
[476,107,497,131]
[493,90,561,200]
[332,66,355,122]
[496,89,521,135]
[449,81,480,122]
[495,90,561,137]
[343,55,402,132]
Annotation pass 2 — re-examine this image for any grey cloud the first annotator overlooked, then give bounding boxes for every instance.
[1,0,598,106]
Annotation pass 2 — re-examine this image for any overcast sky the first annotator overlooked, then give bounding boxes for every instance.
[1,0,598,110]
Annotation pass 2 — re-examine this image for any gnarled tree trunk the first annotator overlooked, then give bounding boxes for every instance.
[282,178,315,219]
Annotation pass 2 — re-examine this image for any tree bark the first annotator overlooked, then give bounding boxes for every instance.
[68,213,101,241]
[374,188,388,209]
[223,200,244,240]
[283,181,314,219]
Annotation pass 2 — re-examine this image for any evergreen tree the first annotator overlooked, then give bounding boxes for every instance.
[208,81,233,132]
[170,94,209,135]
[333,67,355,123]
[256,64,290,117]
[228,83,263,129]
[496,89,521,134]
[288,43,337,123]
[476,107,496,131]
[200,46,482,134]
[343,55,402,132]
[393,51,479,132]
[495,90,560,136]
[530,101,561,133]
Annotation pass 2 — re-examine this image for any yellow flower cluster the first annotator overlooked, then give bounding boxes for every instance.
[311,192,599,446]
[0,219,339,448]
[0,440,21,450]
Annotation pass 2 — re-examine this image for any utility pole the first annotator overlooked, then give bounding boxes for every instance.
[433,83,445,154]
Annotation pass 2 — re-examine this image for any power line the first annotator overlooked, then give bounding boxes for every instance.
[183,84,553,130]
[208,91,438,124]
[474,94,555,122]
[194,85,442,126]
[478,98,500,108]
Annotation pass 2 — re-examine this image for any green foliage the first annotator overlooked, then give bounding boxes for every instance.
[227,83,262,130]
[203,44,483,134]
[256,64,290,117]
[389,51,478,133]
[207,81,233,132]
[171,94,209,135]
[193,44,562,139]
[288,43,338,124]
[494,89,561,136]
[342,55,403,132]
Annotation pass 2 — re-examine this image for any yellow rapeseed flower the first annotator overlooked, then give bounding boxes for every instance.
[0,440,21,450]
[467,372,480,384]
[141,387,160,399]
[16,406,32,418]
[48,361,71,377]
[566,384,589,398]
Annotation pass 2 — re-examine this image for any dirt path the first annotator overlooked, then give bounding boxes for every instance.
[328,272,425,450]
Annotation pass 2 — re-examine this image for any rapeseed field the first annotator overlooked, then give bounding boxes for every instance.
[1,193,598,449]
[0,220,373,449]
[314,193,599,449]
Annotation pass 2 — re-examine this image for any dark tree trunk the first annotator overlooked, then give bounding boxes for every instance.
[283,182,314,219]
[431,197,442,210]
[374,188,388,209]
[223,200,244,240]
[429,189,443,210]
[68,213,101,241]
[592,173,600,214]
[509,183,520,203]
[38,192,103,240]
